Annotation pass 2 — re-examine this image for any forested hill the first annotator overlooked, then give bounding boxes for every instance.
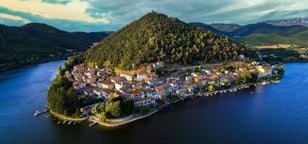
[0,23,109,72]
[85,12,245,70]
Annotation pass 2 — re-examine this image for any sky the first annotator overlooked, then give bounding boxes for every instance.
[0,0,307,32]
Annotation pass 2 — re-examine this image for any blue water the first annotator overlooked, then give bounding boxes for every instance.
[0,61,307,144]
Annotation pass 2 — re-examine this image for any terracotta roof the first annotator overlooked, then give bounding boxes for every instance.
[130,89,142,95]
[155,85,165,91]
[101,80,113,85]
[263,66,270,70]
[149,72,156,77]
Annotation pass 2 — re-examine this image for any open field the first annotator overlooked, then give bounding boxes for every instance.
[115,66,146,74]
[253,44,298,49]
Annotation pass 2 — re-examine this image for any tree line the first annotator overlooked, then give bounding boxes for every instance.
[91,97,134,122]
[47,55,84,117]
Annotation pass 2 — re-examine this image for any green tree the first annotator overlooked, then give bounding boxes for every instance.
[47,73,81,117]
[139,106,150,115]
[122,99,134,115]
[235,76,242,85]
[208,85,215,92]
[99,112,107,122]
[104,97,134,118]
[223,79,229,86]
[111,100,122,117]
[92,104,103,114]
[58,66,65,76]
[241,72,251,84]
[204,81,209,90]
[194,66,201,72]
[276,65,284,76]
[73,108,82,118]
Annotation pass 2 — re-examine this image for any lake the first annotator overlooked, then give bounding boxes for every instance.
[0,61,307,144]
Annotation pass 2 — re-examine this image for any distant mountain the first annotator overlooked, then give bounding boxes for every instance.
[229,23,308,45]
[85,12,245,69]
[264,18,308,27]
[189,22,242,35]
[189,22,226,35]
[209,23,242,32]
[191,22,308,46]
[0,23,109,72]
[229,23,307,37]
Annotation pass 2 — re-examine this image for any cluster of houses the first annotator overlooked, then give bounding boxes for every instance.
[65,61,278,109]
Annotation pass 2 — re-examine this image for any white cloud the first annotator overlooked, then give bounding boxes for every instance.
[0,13,30,22]
[0,0,307,31]
[0,0,110,23]
[83,0,308,25]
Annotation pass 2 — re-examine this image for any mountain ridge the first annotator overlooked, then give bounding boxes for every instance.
[209,23,242,32]
[0,23,109,72]
[190,22,308,46]
[230,23,307,36]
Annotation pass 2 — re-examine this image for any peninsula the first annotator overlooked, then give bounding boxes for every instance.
[47,12,284,127]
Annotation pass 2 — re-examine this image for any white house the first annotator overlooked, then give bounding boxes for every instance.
[136,73,150,81]
[134,97,156,107]
[153,61,165,69]
[120,73,135,81]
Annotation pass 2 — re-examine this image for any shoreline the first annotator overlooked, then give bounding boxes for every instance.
[49,110,87,122]
[0,58,67,73]
[0,59,66,73]
[49,108,159,128]
[89,110,159,127]
[49,80,280,127]
[193,80,280,97]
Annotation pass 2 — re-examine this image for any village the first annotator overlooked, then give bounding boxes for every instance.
[62,59,282,125]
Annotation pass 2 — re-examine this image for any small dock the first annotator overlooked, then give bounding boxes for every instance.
[33,108,49,116]
[62,120,67,124]
[89,122,98,127]
[178,96,184,100]
[56,120,81,126]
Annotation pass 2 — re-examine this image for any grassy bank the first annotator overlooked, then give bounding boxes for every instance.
[49,110,87,122]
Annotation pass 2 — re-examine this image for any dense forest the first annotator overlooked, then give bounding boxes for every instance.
[47,55,85,117]
[85,12,245,70]
[0,23,109,72]
[47,67,81,117]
